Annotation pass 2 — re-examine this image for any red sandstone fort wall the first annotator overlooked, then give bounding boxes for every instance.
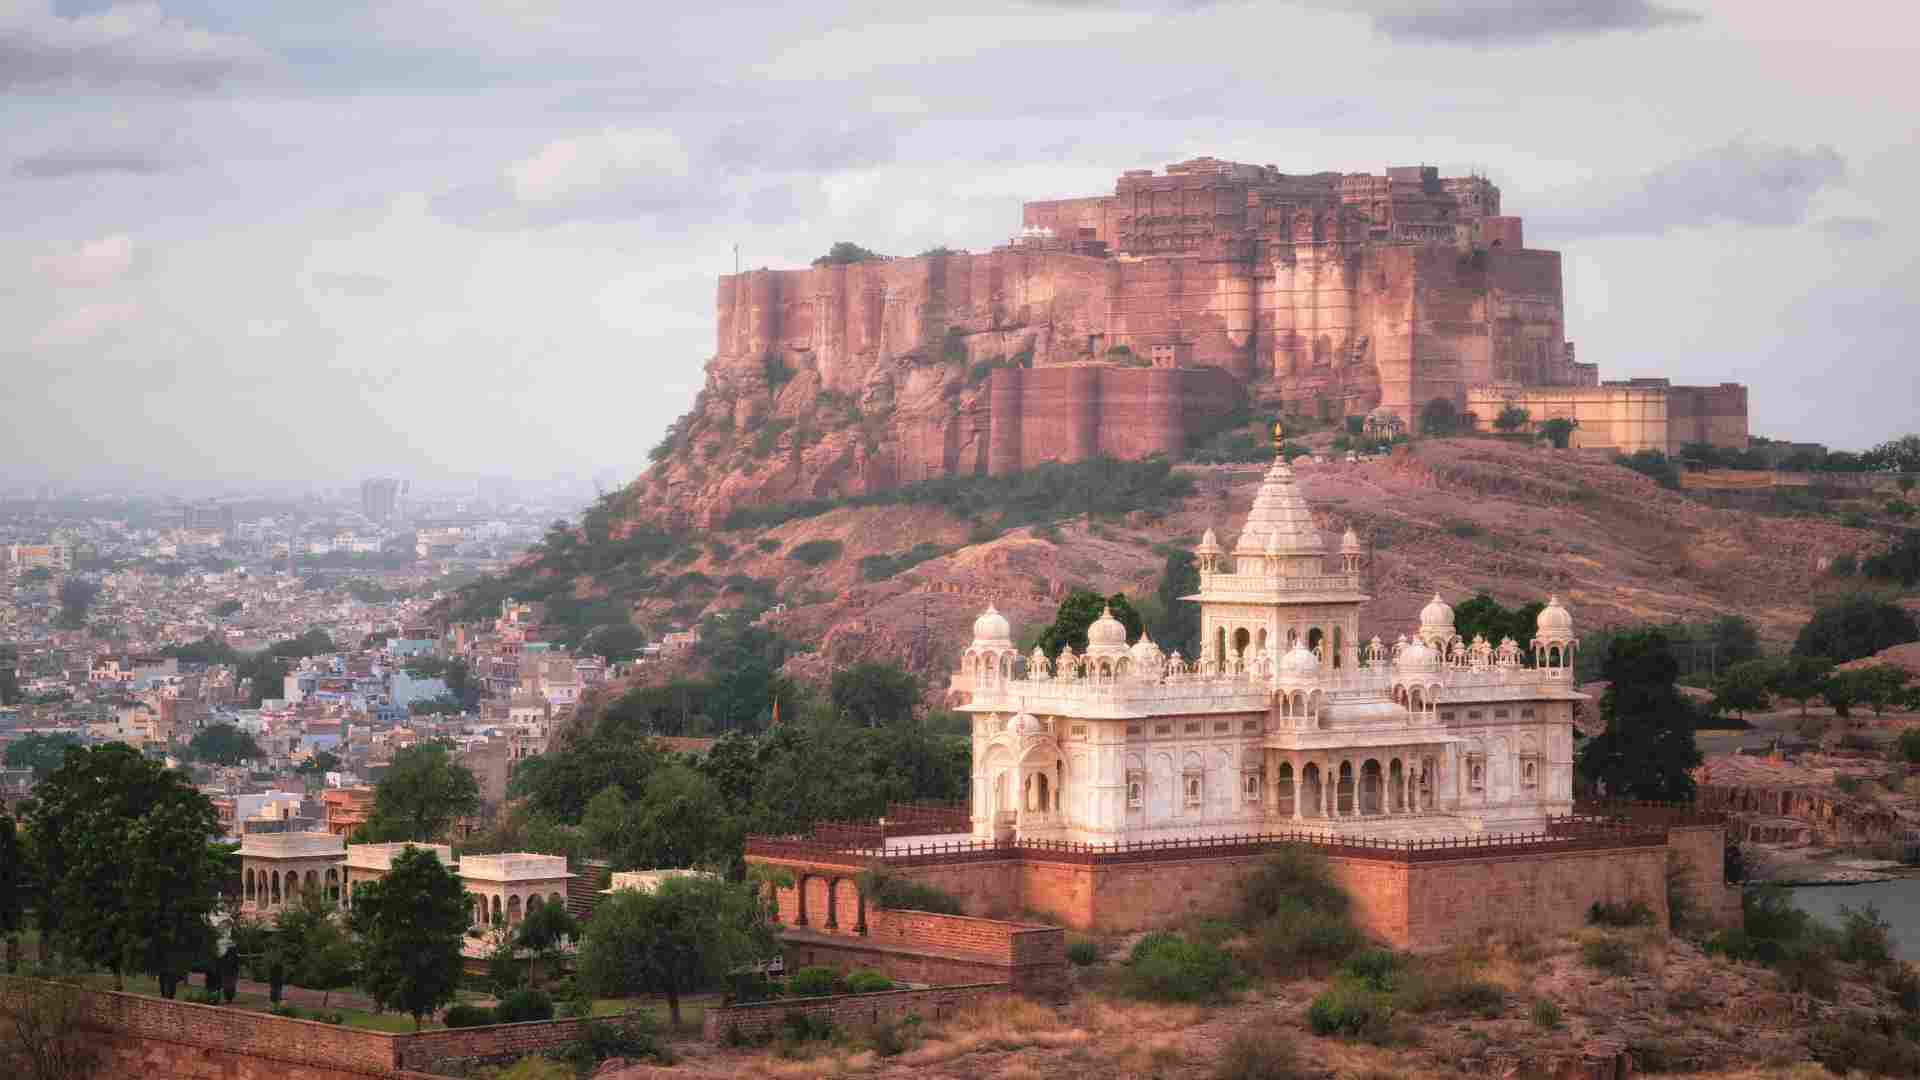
[985,365,1243,475]
[1400,848,1668,949]
[702,983,1007,1044]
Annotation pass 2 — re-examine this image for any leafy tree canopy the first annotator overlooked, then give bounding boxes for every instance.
[348,846,469,1028]
[4,732,81,778]
[1792,595,1919,663]
[1153,549,1202,658]
[1710,659,1775,720]
[575,874,773,1026]
[828,662,920,727]
[811,241,881,266]
[1033,589,1143,658]
[359,743,480,843]
[1574,629,1703,800]
[1419,397,1463,437]
[186,723,263,766]
[1450,593,1545,656]
[1538,417,1578,448]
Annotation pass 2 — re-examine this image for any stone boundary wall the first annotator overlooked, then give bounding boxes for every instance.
[391,1015,596,1073]
[0,977,595,1079]
[700,983,1007,1044]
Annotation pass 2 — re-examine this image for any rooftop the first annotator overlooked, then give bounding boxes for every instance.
[237,831,344,859]
[459,852,572,882]
[346,841,454,871]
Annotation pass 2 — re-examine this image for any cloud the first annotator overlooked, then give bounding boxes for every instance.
[32,300,140,347]
[1368,1,1702,44]
[13,127,201,178]
[0,2,271,92]
[1817,216,1884,241]
[1540,141,1847,237]
[309,272,395,297]
[33,234,137,286]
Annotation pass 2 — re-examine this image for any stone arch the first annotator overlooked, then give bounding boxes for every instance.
[1233,627,1251,658]
[1331,626,1344,669]
[1360,759,1383,815]
[1336,761,1355,816]
[1025,772,1050,812]
[1306,690,1324,725]
[244,868,255,902]
[270,871,281,905]
[551,891,564,910]
[1389,758,1406,813]
[1306,627,1324,659]
[472,895,485,927]
[326,867,339,902]
[491,894,503,924]
[508,894,523,925]
[528,893,543,914]
[1301,763,1323,818]
[1276,762,1295,816]
[834,878,862,933]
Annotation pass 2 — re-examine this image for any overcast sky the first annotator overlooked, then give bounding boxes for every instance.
[4,0,1915,494]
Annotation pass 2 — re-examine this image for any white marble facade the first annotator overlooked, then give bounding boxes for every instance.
[955,442,1584,845]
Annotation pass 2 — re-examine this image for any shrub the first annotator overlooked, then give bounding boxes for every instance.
[787,539,844,566]
[269,1003,300,1019]
[780,1009,836,1044]
[1215,1028,1306,1080]
[857,869,964,915]
[1250,900,1366,973]
[843,970,894,994]
[1447,520,1482,539]
[1122,933,1237,1002]
[187,988,223,1006]
[1837,905,1896,971]
[1810,1015,1920,1075]
[787,966,842,998]
[1066,940,1100,967]
[1238,847,1349,924]
[494,988,555,1024]
[559,1015,668,1068]
[1531,999,1562,1028]
[444,1003,497,1028]
[1587,898,1656,927]
[1306,981,1391,1040]
[865,1015,921,1057]
[1581,936,1637,977]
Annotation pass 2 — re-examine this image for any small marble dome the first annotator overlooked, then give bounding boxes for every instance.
[1279,640,1321,679]
[1536,594,1574,637]
[1196,527,1222,554]
[1396,636,1440,672]
[1128,632,1165,672]
[1010,712,1042,736]
[1086,605,1130,655]
[972,603,1012,647]
[1419,593,1455,632]
[1340,526,1362,554]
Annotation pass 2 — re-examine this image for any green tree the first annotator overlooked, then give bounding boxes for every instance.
[1768,655,1835,717]
[28,745,219,992]
[518,738,665,823]
[1846,664,1911,716]
[514,899,578,988]
[0,814,23,973]
[1451,593,1545,656]
[1862,434,1920,472]
[1710,659,1775,721]
[575,875,773,1027]
[583,624,647,663]
[1822,670,1862,719]
[1153,549,1202,658]
[1493,405,1530,433]
[1538,417,1578,449]
[186,723,263,766]
[1792,595,1920,663]
[3,733,80,779]
[811,241,880,267]
[54,580,99,631]
[1575,630,1703,800]
[1418,397,1463,436]
[295,912,358,1008]
[348,847,469,1030]
[828,662,920,727]
[582,763,741,872]
[359,744,480,842]
[298,750,342,776]
[1034,589,1143,658]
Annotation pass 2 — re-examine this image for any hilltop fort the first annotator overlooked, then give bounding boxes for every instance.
[651,157,1748,522]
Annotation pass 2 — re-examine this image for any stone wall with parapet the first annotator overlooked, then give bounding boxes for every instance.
[701,983,1008,1044]
[0,977,598,1080]
[984,364,1244,476]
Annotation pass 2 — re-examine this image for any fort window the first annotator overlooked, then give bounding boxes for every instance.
[1213,720,1230,733]
[1468,757,1486,792]
[1493,708,1509,719]
[1243,772,1262,802]
[1184,774,1203,807]
[1521,707,1536,719]
[1155,723,1172,736]
[1521,758,1539,788]
[1243,718,1261,733]
[1440,710,1456,721]
[1185,721,1202,734]
[1127,772,1145,808]
[1467,710,1484,721]
[1127,724,1141,736]
[1071,724,1087,738]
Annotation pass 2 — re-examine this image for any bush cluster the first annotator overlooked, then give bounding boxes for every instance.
[1119,931,1238,1003]
[1581,936,1638,977]
[1066,939,1100,967]
[1587,898,1656,927]
[1705,888,1903,1000]
[495,988,555,1024]
[444,1003,497,1028]
[1237,847,1366,974]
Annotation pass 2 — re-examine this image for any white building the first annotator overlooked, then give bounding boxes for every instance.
[954,440,1583,845]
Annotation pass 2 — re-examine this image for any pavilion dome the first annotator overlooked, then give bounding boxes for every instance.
[1127,632,1165,673]
[1396,636,1439,673]
[1085,605,1130,657]
[1279,641,1320,680]
[971,604,1012,648]
[1196,528,1222,555]
[1419,593,1455,634]
[1340,526,1362,554]
[1235,450,1324,557]
[1536,595,1574,638]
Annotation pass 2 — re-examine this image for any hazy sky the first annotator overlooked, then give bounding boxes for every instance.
[5,1,1916,492]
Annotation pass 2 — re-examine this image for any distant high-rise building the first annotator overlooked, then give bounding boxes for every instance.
[360,477,401,523]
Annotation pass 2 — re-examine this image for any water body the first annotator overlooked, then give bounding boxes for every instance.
[1790,877,1920,959]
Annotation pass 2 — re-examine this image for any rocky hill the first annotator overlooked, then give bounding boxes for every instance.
[468,437,1889,703]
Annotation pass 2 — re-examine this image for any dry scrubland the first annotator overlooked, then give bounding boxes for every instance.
[600,925,1913,1079]
[613,439,1884,690]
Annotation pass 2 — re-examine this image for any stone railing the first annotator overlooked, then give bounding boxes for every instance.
[458,853,571,881]
[1194,571,1365,599]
